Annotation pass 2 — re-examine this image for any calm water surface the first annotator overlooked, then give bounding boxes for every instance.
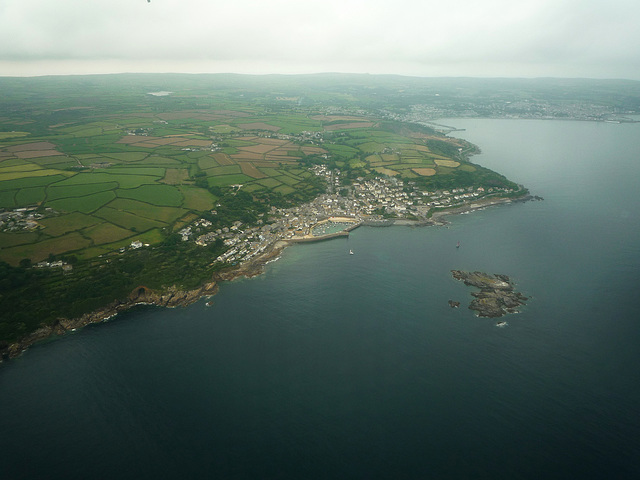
[1,120,639,479]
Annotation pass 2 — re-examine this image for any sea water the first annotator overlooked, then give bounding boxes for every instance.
[1,120,639,479]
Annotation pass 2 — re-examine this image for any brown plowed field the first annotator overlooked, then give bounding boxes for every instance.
[15,150,63,159]
[240,163,268,178]
[7,142,58,152]
[264,155,297,163]
[412,168,437,176]
[231,152,264,161]
[301,146,327,155]
[239,144,277,154]
[212,153,234,165]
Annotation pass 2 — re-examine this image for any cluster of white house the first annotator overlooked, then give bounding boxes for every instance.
[175,166,514,266]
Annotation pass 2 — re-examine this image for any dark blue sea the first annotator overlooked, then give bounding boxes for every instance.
[2,119,639,479]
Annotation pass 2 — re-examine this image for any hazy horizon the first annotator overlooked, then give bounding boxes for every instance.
[2,0,639,80]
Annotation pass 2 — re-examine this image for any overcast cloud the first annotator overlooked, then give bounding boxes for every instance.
[1,0,639,78]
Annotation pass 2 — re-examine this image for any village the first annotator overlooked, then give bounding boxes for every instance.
[0,206,49,233]
[0,161,518,270]
[181,164,517,266]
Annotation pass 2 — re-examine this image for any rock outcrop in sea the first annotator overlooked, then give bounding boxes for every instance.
[451,270,528,318]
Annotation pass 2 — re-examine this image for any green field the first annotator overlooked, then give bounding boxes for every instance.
[47,182,119,200]
[207,174,253,187]
[1,232,92,264]
[179,186,218,211]
[256,178,282,188]
[197,157,219,170]
[107,167,166,177]
[205,165,241,176]
[39,213,103,236]
[0,163,43,174]
[116,184,183,206]
[46,190,116,213]
[83,222,135,245]
[15,186,47,206]
[107,198,186,223]
[94,206,166,231]
[0,231,39,247]
[0,168,70,182]
[0,175,67,191]
[0,132,30,140]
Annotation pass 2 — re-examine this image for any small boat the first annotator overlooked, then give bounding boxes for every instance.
[349,249,354,255]
[496,321,508,328]
[456,241,460,248]
[205,301,214,307]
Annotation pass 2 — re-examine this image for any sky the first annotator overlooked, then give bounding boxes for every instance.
[1,0,639,79]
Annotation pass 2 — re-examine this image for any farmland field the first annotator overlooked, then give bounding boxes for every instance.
[15,187,47,206]
[94,207,166,231]
[178,186,217,211]
[116,184,183,207]
[1,232,92,264]
[39,213,103,236]
[47,182,119,200]
[0,77,482,267]
[161,169,190,185]
[0,231,39,247]
[434,159,461,167]
[107,198,186,223]
[412,168,437,176]
[83,222,135,245]
[46,191,116,214]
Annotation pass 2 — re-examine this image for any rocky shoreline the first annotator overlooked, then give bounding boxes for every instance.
[0,282,221,360]
[1,194,533,362]
[451,270,528,318]
[0,241,288,361]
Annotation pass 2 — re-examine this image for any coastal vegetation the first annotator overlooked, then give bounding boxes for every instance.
[3,73,628,350]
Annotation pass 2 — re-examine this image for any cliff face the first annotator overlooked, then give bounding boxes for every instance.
[0,239,290,362]
[213,241,286,282]
[1,281,218,361]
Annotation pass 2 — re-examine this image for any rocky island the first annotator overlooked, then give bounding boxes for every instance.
[451,270,528,318]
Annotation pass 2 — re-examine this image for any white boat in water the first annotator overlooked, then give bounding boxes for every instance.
[349,249,354,255]
[496,321,508,327]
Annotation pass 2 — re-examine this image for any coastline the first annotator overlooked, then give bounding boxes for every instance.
[1,193,531,362]
[430,194,527,222]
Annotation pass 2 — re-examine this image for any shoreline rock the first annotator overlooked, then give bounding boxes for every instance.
[451,270,528,318]
[1,243,295,361]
